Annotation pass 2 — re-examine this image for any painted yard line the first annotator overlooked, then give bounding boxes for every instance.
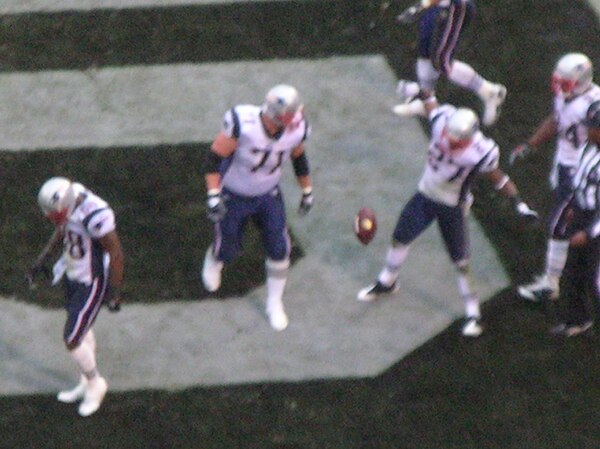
[0,57,387,151]
[0,0,300,14]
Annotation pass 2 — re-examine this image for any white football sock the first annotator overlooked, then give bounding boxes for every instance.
[84,328,96,354]
[416,58,440,92]
[378,244,410,286]
[456,263,480,318]
[70,337,98,381]
[447,60,484,95]
[265,258,289,312]
[546,238,569,279]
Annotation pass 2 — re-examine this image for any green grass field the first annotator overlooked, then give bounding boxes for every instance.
[2,0,600,447]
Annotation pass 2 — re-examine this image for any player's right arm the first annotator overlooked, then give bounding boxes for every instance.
[205,108,240,191]
[527,113,558,149]
[203,108,240,222]
[205,131,237,191]
[26,225,65,286]
[510,113,558,164]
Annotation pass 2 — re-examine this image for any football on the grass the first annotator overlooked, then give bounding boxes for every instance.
[354,207,377,245]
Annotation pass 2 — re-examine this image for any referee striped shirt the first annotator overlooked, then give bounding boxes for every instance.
[573,141,600,238]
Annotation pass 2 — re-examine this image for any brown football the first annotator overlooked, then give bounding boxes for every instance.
[354,207,377,245]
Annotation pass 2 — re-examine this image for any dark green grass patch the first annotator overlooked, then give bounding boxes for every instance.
[1,144,303,307]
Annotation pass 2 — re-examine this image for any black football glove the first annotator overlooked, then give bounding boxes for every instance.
[509,143,533,166]
[25,262,51,289]
[298,189,314,215]
[206,191,227,223]
[104,286,121,312]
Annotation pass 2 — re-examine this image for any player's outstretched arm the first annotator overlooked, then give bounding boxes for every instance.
[25,225,64,288]
[485,168,539,221]
[509,114,557,165]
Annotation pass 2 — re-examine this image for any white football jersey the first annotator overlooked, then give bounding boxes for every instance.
[220,105,310,196]
[63,184,115,285]
[554,83,600,167]
[418,105,499,206]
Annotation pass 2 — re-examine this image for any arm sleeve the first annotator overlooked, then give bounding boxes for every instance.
[222,108,240,139]
[292,151,310,177]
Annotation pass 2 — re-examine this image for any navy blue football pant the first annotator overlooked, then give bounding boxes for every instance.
[212,187,291,264]
[393,191,469,263]
[418,0,474,74]
[63,269,108,349]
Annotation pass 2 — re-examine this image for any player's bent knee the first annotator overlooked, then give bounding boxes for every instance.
[65,339,80,351]
[454,259,470,274]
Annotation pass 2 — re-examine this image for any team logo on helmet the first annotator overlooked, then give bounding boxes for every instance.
[444,108,479,151]
[38,176,76,225]
[552,53,593,98]
[262,84,303,128]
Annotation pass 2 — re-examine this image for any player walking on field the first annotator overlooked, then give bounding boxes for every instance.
[27,177,124,417]
[511,53,600,303]
[358,87,537,337]
[393,0,506,126]
[201,84,314,331]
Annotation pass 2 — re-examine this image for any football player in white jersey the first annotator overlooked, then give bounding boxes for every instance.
[394,0,506,126]
[510,53,600,303]
[358,90,537,337]
[201,84,314,331]
[27,177,124,416]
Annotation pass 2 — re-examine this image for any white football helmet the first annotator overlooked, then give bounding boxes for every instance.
[262,84,303,128]
[552,53,593,99]
[445,108,479,150]
[37,176,78,224]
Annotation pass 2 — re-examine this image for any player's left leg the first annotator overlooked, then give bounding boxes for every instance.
[257,189,291,331]
[62,277,108,416]
[430,0,506,126]
[518,167,574,302]
[437,203,482,337]
[358,192,435,301]
[446,61,506,126]
[202,190,249,292]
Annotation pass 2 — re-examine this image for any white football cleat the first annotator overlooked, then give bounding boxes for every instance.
[392,100,426,118]
[267,307,289,331]
[481,83,507,126]
[517,274,559,302]
[462,317,483,338]
[396,79,421,103]
[202,248,223,292]
[78,376,108,417]
[57,375,87,403]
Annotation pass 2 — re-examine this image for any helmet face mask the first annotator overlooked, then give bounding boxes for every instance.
[262,84,303,128]
[444,108,479,151]
[37,177,76,225]
[552,53,593,99]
